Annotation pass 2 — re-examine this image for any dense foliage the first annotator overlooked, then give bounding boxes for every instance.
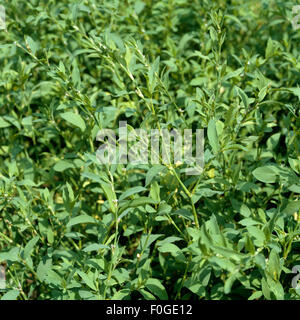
[0,0,299,300]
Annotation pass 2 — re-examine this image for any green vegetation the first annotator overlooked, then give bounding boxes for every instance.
[0,0,299,300]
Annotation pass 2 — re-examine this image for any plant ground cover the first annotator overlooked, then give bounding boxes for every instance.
[0,0,299,300]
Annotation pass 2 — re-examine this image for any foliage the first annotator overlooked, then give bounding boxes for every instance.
[0,0,299,300]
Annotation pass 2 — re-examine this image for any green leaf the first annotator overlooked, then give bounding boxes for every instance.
[53,160,75,172]
[0,117,11,128]
[208,256,236,272]
[240,204,251,217]
[139,289,156,300]
[119,186,146,201]
[81,171,105,184]
[252,166,277,183]
[268,249,281,281]
[190,77,205,86]
[266,275,284,300]
[247,226,265,246]
[101,182,117,214]
[158,243,185,261]
[25,35,38,55]
[265,39,274,59]
[1,289,20,300]
[288,87,300,101]
[83,243,110,252]
[235,86,249,109]
[111,288,131,300]
[261,277,271,300]
[146,165,165,186]
[282,200,300,215]
[72,60,81,88]
[60,112,86,132]
[150,181,160,202]
[224,274,237,294]
[184,281,206,297]
[223,67,243,81]
[145,278,168,300]
[192,188,223,203]
[44,269,63,286]
[77,270,97,291]
[0,247,20,263]
[267,133,280,151]
[37,259,52,282]
[66,215,97,228]
[212,245,245,262]
[23,236,39,260]
[207,119,220,155]
[119,197,157,214]
[148,56,160,93]
[258,85,268,102]
[248,291,263,300]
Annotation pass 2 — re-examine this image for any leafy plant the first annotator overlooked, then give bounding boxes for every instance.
[0,0,299,300]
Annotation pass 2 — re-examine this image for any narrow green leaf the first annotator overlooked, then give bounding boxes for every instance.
[23,236,39,260]
[67,215,97,228]
[207,119,220,155]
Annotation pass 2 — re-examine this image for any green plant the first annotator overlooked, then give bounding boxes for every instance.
[0,0,299,300]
